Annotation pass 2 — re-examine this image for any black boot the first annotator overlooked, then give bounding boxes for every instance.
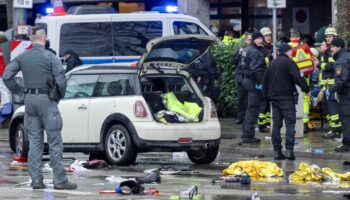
[242,137,261,144]
[286,150,295,160]
[274,151,286,160]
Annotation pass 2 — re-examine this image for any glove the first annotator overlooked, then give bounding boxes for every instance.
[325,90,330,97]
[255,84,263,90]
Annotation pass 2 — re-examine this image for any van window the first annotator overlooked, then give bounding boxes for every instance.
[173,21,208,35]
[59,22,113,57]
[112,21,162,56]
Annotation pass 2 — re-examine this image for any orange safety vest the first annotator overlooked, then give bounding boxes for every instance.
[288,40,314,76]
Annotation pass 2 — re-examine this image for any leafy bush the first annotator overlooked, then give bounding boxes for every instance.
[211,39,245,117]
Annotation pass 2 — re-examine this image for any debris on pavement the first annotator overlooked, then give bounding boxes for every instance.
[223,160,284,178]
[105,176,128,184]
[251,192,260,200]
[12,156,27,163]
[115,179,145,194]
[42,163,53,173]
[343,161,350,166]
[179,185,200,200]
[289,162,350,184]
[9,161,27,171]
[82,160,109,169]
[136,171,161,184]
[65,160,89,172]
[212,175,251,185]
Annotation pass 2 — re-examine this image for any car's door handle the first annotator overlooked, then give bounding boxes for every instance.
[78,105,87,110]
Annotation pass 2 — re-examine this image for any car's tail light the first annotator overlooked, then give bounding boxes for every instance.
[134,101,148,118]
[210,100,218,118]
[178,138,192,143]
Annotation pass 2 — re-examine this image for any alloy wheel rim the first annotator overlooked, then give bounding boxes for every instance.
[16,128,23,156]
[107,130,126,161]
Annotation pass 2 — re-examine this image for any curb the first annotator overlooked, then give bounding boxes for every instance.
[230,146,350,161]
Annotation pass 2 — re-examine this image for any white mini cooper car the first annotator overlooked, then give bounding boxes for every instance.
[8,35,221,166]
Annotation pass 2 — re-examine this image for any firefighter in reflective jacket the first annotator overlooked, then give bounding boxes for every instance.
[258,27,273,132]
[288,31,314,133]
[319,27,341,139]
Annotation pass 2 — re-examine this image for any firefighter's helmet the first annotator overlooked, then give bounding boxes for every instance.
[260,27,272,36]
[325,27,338,36]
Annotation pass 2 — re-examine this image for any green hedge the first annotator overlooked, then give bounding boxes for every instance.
[211,39,245,117]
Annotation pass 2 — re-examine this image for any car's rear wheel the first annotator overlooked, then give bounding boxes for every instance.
[15,122,29,157]
[104,125,137,166]
[187,145,219,165]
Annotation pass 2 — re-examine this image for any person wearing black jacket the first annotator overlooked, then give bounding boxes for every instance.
[241,31,268,144]
[63,48,83,73]
[326,38,350,152]
[263,43,310,160]
[233,33,252,124]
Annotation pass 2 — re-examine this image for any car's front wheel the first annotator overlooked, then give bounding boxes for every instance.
[14,122,29,157]
[104,125,137,166]
[187,145,219,165]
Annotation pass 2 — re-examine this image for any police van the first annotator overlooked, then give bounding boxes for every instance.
[35,12,214,64]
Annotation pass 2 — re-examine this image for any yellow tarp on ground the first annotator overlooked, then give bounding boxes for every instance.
[289,162,350,184]
[223,160,284,178]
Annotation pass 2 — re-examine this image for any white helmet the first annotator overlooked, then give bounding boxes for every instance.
[325,27,338,36]
[260,27,272,36]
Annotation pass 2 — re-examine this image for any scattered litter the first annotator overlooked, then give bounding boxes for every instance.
[42,163,53,173]
[115,179,144,195]
[212,175,251,185]
[335,137,342,142]
[82,160,109,169]
[223,160,284,178]
[289,162,350,184]
[64,160,89,172]
[136,171,161,184]
[251,192,260,200]
[105,176,128,184]
[314,149,324,155]
[294,140,299,145]
[12,156,27,163]
[265,136,271,141]
[180,185,198,200]
[343,161,350,166]
[9,161,27,171]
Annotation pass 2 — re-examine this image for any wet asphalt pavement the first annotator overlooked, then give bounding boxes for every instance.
[1,128,350,200]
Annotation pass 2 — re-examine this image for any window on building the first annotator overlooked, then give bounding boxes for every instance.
[60,22,113,57]
[112,21,163,56]
[173,21,208,35]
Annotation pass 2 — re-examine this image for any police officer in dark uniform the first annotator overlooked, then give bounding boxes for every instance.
[3,28,77,190]
[263,44,310,160]
[241,31,268,143]
[326,38,350,152]
[233,33,252,124]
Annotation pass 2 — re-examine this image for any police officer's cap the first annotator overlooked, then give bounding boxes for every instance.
[63,48,74,55]
[331,37,345,48]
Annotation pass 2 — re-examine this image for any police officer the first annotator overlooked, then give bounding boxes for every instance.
[263,44,310,160]
[233,33,252,124]
[326,38,350,152]
[3,28,77,190]
[319,27,341,139]
[258,27,273,132]
[241,31,268,144]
